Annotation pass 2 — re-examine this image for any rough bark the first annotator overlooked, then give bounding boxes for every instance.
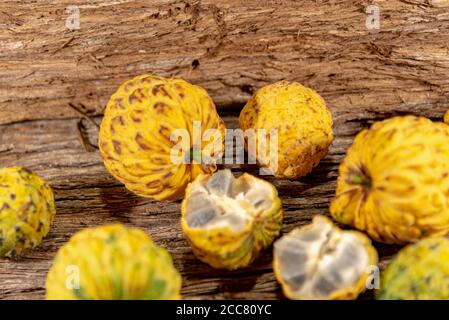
[0,0,448,299]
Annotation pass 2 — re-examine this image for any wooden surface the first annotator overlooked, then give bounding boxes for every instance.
[1,0,449,300]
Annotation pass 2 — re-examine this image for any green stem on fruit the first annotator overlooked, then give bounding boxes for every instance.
[350,175,371,186]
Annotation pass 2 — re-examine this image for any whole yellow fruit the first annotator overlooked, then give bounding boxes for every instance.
[239,81,333,179]
[99,74,226,201]
[0,166,55,257]
[331,116,449,244]
[181,169,283,269]
[273,215,378,300]
[46,224,181,300]
[378,237,449,300]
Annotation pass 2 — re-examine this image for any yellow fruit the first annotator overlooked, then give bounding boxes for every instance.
[378,237,449,300]
[444,110,449,124]
[239,81,333,179]
[273,215,378,300]
[181,169,283,269]
[46,224,181,300]
[0,166,55,257]
[99,74,226,201]
[330,116,449,244]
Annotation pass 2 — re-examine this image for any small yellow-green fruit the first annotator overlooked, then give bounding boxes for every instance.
[330,116,449,244]
[181,169,283,270]
[99,74,226,201]
[378,237,449,300]
[0,166,55,257]
[239,81,333,179]
[273,215,378,300]
[46,224,181,300]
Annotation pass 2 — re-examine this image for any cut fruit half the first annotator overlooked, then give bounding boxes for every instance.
[273,215,378,300]
[181,169,283,270]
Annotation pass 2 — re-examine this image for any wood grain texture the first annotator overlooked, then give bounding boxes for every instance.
[0,0,448,300]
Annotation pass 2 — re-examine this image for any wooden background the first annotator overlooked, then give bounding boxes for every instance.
[1,0,449,299]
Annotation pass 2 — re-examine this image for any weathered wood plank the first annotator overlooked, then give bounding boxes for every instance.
[1,0,449,124]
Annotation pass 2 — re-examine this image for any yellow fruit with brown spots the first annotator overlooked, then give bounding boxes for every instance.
[239,81,333,179]
[378,237,449,300]
[46,224,181,300]
[330,116,449,244]
[181,169,283,269]
[0,166,56,257]
[99,75,226,201]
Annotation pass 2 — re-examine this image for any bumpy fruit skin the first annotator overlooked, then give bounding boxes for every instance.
[0,167,55,257]
[46,224,181,300]
[99,74,226,201]
[378,237,449,300]
[181,171,283,270]
[239,81,333,179]
[330,116,449,244]
[273,216,378,300]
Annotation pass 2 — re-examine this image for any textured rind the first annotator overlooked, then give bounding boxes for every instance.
[273,216,378,300]
[0,166,56,257]
[239,81,333,179]
[378,237,449,300]
[45,224,181,300]
[330,116,449,244]
[98,74,226,201]
[181,173,283,270]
